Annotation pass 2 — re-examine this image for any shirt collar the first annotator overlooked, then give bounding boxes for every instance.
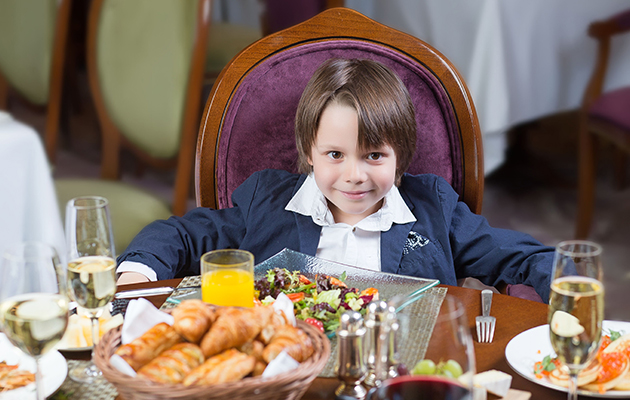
[285,174,416,230]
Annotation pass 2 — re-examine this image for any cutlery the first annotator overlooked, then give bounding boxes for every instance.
[114,286,175,299]
[475,289,496,343]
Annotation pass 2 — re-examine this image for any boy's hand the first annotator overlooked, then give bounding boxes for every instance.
[117,272,151,285]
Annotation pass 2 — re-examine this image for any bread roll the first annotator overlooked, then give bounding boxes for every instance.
[262,324,313,363]
[172,300,216,343]
[183,348,256,386]
[200,306,273,357]
[136,343,204,384]
[115,322,182,371]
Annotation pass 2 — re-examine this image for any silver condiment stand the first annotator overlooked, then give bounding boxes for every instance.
[335,311,368,400]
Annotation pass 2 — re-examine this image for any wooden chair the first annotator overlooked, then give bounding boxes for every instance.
[56,0,210,253]
[575,9,630,239]
[195,7,484,214]
[0,0,73,163]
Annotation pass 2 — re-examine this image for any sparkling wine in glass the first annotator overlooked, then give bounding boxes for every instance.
[548,240,604,400]
[65,196,117,383]
[369,295,476,400]
[0,242,69,400]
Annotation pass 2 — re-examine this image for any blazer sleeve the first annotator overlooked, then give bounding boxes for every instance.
[117,172,263,280]
[438,179,555,301]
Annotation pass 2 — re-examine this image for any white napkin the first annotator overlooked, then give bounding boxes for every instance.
[110,298,173,377]
[272,293,296,326]
[262,350,299,378]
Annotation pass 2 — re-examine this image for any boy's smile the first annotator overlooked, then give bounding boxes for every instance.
[308,103,397,225]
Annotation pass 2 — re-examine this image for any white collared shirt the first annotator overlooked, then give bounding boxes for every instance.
[285,174,416,271]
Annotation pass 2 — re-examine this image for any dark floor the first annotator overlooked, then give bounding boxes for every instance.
[9,91,630,323]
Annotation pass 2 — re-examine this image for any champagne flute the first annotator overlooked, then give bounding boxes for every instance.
[65,196,117,383]
[370,295,476,400]
[0,242,69,400]
[548,240,604,400]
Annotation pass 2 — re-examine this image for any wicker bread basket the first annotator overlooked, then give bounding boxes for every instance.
[93,320,331,400]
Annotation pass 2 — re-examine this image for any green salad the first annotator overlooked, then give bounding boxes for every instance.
[254,268,379,333]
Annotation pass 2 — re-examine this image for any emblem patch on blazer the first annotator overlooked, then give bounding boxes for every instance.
[403,231,430,255]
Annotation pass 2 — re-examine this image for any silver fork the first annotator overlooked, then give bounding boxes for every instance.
[475,289,496,343]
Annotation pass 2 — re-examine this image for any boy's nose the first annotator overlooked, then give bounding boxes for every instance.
[344,159,367,183]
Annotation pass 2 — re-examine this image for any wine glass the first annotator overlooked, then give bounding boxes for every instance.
[0,242,69,400]
[65,196,117,383]
[548,240,604,400]
[369,295,476,400]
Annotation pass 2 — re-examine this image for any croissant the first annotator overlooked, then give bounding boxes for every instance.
[183,348,256,386]
[237,340,265,363]
[115,322,183,371]
[200,306,274,357]
[262,324,314,363]
[171,299,216,343]
[136,343,204,384]
[258,309,289,344]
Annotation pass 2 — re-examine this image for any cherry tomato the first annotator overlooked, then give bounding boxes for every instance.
[286,292,305,303]
[299,275,311,285]
[305,317,324,333]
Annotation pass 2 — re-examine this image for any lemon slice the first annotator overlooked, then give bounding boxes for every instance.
[550,310,585,337]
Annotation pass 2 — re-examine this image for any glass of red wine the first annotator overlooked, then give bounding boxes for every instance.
[368,295,476,400]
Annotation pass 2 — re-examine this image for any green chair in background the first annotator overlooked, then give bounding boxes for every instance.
[0,0,72,163]
[55,0,210,254]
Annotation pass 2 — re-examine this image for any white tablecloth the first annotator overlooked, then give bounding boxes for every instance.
[346,0,630,173]
[0,111,66,261]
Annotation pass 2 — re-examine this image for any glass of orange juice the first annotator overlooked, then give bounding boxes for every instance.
[201,249,254,307]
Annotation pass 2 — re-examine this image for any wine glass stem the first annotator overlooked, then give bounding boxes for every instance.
[568,372,579,400]
[35,358,45,400]
[90,315,99,346]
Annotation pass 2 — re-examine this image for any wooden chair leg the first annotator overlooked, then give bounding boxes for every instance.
[613,148,627,190]
[575,127,598,239]
[0,73,8,110]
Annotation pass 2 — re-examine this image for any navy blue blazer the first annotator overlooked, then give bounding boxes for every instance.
[118,169,554,300]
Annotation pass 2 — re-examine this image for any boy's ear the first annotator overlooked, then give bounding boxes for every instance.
[307,156,313,166]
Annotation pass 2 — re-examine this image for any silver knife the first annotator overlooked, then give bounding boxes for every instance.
[114,286,175,299]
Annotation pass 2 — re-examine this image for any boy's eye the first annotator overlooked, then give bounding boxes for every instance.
[367,152,382,161]
[327,151,343,160]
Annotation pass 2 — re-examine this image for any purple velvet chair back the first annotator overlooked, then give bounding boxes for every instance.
[196,8,483,213]
[215,41,462,209]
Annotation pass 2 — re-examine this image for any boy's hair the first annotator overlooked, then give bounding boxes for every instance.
[295,58,417,185]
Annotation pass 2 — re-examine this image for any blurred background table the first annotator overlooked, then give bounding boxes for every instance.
[0,111,66,260]
[70,280,564,400]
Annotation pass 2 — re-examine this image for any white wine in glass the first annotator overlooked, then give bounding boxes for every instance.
[548,240,604,400]
[66,196,117,383]
[0,242,69,400]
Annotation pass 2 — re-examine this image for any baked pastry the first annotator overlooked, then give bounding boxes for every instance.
[136,343,205,384]
[258,309,288,344]
[200,306,273,357]
[183,348,256,386]
[172,299,216,343]
[115,322,182,371]
[262,324,314,363]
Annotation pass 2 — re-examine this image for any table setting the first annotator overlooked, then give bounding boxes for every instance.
[1,204,629,400]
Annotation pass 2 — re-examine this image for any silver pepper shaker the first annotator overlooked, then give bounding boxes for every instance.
[363,300,392,387]
[335,311,368,400]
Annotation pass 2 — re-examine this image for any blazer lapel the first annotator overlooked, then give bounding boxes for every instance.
[289,174,321,256]
[381,221,414,274]
[381,183,416,273]
[295,214,321,256]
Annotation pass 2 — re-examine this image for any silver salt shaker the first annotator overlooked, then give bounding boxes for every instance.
[335,311,368,400]
[363,300,392,387]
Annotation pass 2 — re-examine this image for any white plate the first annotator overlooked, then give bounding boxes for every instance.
[0,333,68,400]
[505,320,630,398]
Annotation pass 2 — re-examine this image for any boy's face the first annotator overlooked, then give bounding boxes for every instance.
[308,103,397,226]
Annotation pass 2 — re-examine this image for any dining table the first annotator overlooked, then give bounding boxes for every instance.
[57,279,576,400]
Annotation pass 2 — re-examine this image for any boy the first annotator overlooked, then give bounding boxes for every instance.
[117,59,554,300]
